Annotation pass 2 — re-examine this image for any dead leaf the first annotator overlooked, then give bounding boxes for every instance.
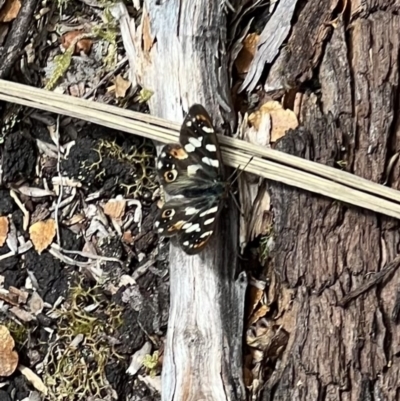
[122,230,135,245]
[235,33,259,74]
[247,286,264,317]
[103,199,127,220]
[9,286,29,304]
[248,304,269,326]
[18,364,48,395]
[0,0,21,22]
[28,291,44,315]
[10,306,36,322]
[0,216,9,246]
[0,325,19,377]
[114,75,131,98]
[60,30,93,55]
[249,101,298,142]
[29,219,56,254]
[0,291,19,306]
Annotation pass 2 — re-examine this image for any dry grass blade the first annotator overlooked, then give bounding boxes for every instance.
[1,79,400,219]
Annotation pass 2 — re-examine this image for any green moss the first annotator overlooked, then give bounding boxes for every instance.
[81,139,157,198]
[5,320,27,348]
[43,280,123,401]
[142,351,160,377]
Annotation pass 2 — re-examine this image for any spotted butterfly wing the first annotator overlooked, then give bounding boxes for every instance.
[154,104,228,254]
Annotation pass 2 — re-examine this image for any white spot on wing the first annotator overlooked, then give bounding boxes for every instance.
[188,137,202,147]
[182,222,192,230]
[187,164,202,176]
[205,144,217,152]
[185,207,198,215]
[204,218,215,225]
[185,143,195,153]
[155,221,160,228]
[202,157,219,168]
[200,206,218,217]
[157,161,163,169]
[183,241,189,246]
[200,231,213,238]
[185,223,200,233]
[161,152,166,158]
[158,227,164,233]
[202,126,214,134]
[186,121,192,127]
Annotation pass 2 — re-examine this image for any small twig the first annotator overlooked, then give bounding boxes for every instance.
[337,256,400,307]
[0,0,39,79]
[54,116,62,245]
[52,243,124,265]
[9,189,29,230]
[131,251,157,281]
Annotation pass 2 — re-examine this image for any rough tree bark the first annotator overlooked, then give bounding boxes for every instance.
[136,2,246,401]
[260,1,400,400]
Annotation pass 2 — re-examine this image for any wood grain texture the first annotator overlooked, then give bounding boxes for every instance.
[136,1,246,400]
[262,3,400,400]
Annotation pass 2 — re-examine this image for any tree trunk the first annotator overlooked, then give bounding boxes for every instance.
[261,1,400,400]
[136,2,246,401]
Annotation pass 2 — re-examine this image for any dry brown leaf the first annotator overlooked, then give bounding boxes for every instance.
[249,101,298,142]
[235,33,259,74]
[103,199,127,220]
[248,304,269,327]
[9,286,29,304]
[10,306,36,322]
[114,75,131,98]
[122,230,135,245]
[0,216,9,246]
[60,30,93,55]
[29,219,56,254]
[0,292,19,306]
[0,325,19,377]
[0,0,21,22]
[247,286,264,317]
[18,364,48,395]
[28,291,44,315]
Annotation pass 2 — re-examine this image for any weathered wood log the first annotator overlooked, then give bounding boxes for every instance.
[136,1,246,400]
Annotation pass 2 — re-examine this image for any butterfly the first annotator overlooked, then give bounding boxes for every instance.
[154,104,230,255]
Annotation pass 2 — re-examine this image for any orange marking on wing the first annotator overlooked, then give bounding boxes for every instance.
[193,239,210,249]
[171,147,188,160]
[196,114,210,123]
[168,220,185,232]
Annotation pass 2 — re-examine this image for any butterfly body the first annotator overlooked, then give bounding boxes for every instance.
[154,104,229,255]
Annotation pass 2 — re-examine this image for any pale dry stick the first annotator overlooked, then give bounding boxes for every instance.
[54,116,63,245]
[2,82,400,217]
[223,150,400,220]
[0,92,399,219]
[2,79,400,207]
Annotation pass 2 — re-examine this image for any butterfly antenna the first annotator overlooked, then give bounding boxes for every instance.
[229,190,245,217]
[229,156,254,186]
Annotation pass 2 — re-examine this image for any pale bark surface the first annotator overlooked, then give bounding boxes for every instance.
[262,1,400,400]
[136,1,246,401]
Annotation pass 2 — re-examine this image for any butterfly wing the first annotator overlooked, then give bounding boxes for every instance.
[179,104,225,180]
[155,104,227,255]
[155,196,222,255]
